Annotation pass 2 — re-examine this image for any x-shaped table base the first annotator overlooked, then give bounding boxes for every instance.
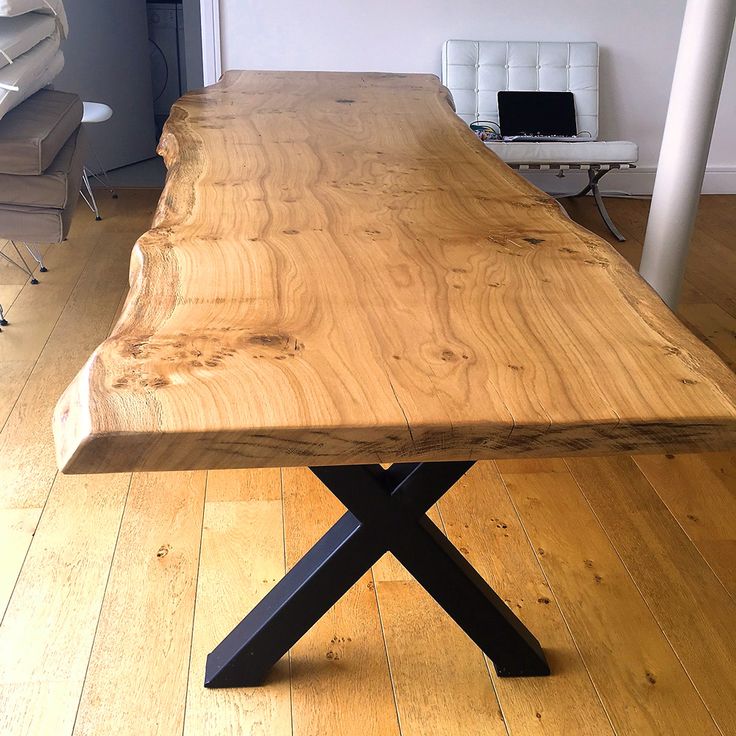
[205,462,550,688]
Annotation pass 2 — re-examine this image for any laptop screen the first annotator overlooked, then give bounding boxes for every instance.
[497,91,577,137]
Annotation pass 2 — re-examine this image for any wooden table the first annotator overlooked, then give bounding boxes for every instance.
[53,71,736,689]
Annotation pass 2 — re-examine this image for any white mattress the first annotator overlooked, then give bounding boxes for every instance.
[0,0,68,39]
[0,12,56,68]
[0,30,62,121]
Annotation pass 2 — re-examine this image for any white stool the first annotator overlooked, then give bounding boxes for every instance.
[81,101,116,221]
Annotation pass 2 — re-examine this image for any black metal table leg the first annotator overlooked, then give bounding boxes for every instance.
[205,461,550,688]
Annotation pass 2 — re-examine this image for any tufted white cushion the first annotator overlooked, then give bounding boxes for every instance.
[442,40,600,140]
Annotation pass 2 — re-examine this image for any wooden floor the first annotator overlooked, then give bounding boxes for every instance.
[0,190,735,736]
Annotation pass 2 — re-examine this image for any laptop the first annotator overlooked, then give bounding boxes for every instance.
[497,91,582,142]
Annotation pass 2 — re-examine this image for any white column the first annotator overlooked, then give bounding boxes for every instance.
[639,0,736,309]
[200,0,222,86]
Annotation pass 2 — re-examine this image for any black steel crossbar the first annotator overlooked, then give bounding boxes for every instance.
[204,461,550,688]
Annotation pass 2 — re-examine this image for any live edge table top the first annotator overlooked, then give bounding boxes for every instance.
[53,71,736,474]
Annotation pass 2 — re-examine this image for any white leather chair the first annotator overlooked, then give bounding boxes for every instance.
[442,40,638,241]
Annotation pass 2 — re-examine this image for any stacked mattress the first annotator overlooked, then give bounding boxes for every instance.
[0,0,83,244]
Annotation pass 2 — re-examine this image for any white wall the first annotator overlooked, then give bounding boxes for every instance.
[219,0,736,193]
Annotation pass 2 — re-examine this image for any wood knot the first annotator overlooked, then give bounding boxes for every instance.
[156,544,171,558]
[249,334,290,347]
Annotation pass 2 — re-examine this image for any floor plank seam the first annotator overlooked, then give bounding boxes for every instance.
[0,473,60,626]
[371,568,405,736]
[0,231,107,436]
[69,472,134,736]
[435,501,512,736]
[493,463,621,736]
[280,468,296,736]
[632,456,736,605]
[181,470,210,736]
[563,458,727,736]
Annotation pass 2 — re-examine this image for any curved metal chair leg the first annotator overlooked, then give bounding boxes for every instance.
[591,179,626,241]
[82,168,102,221]
[555,168,627,242]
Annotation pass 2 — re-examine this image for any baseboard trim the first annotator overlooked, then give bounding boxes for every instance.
[521,166,736,196]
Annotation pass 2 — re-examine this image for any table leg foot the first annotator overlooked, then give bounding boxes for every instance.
[204,511,385,688]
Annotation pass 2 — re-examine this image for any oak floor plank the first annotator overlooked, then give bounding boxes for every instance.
[282,467,400,736]
[0,507,37,619]
[0,283,23,318]
[438,463,615,736]
[0,240,51,286]
[183,468,292,736]
[494,458,568,475]
[0,229,137,617]
[0,235,98,429]
[501,469,722,736]
[567,455,736,734]
[376,580,508,736]
[634,452,736,597]
[72,471,206,736]
[679,302,736,369]
[0,472,130,736]
[373,494,506,736]
[0,231,133,507]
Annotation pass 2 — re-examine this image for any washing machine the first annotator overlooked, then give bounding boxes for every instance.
[148,2,187,133]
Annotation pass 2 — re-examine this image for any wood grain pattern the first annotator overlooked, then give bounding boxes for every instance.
[53,71,736,474]
[566,455,736,733]
[0,472,130,736]
[282,467,400,736]
[183,469,291,736]
[73,471,205,736]
[439,463,616,735]
[634,452,736,597]
[501,469,722,736]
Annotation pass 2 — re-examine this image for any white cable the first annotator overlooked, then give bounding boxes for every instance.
[0,82,19,92]
[0,49,13,65]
